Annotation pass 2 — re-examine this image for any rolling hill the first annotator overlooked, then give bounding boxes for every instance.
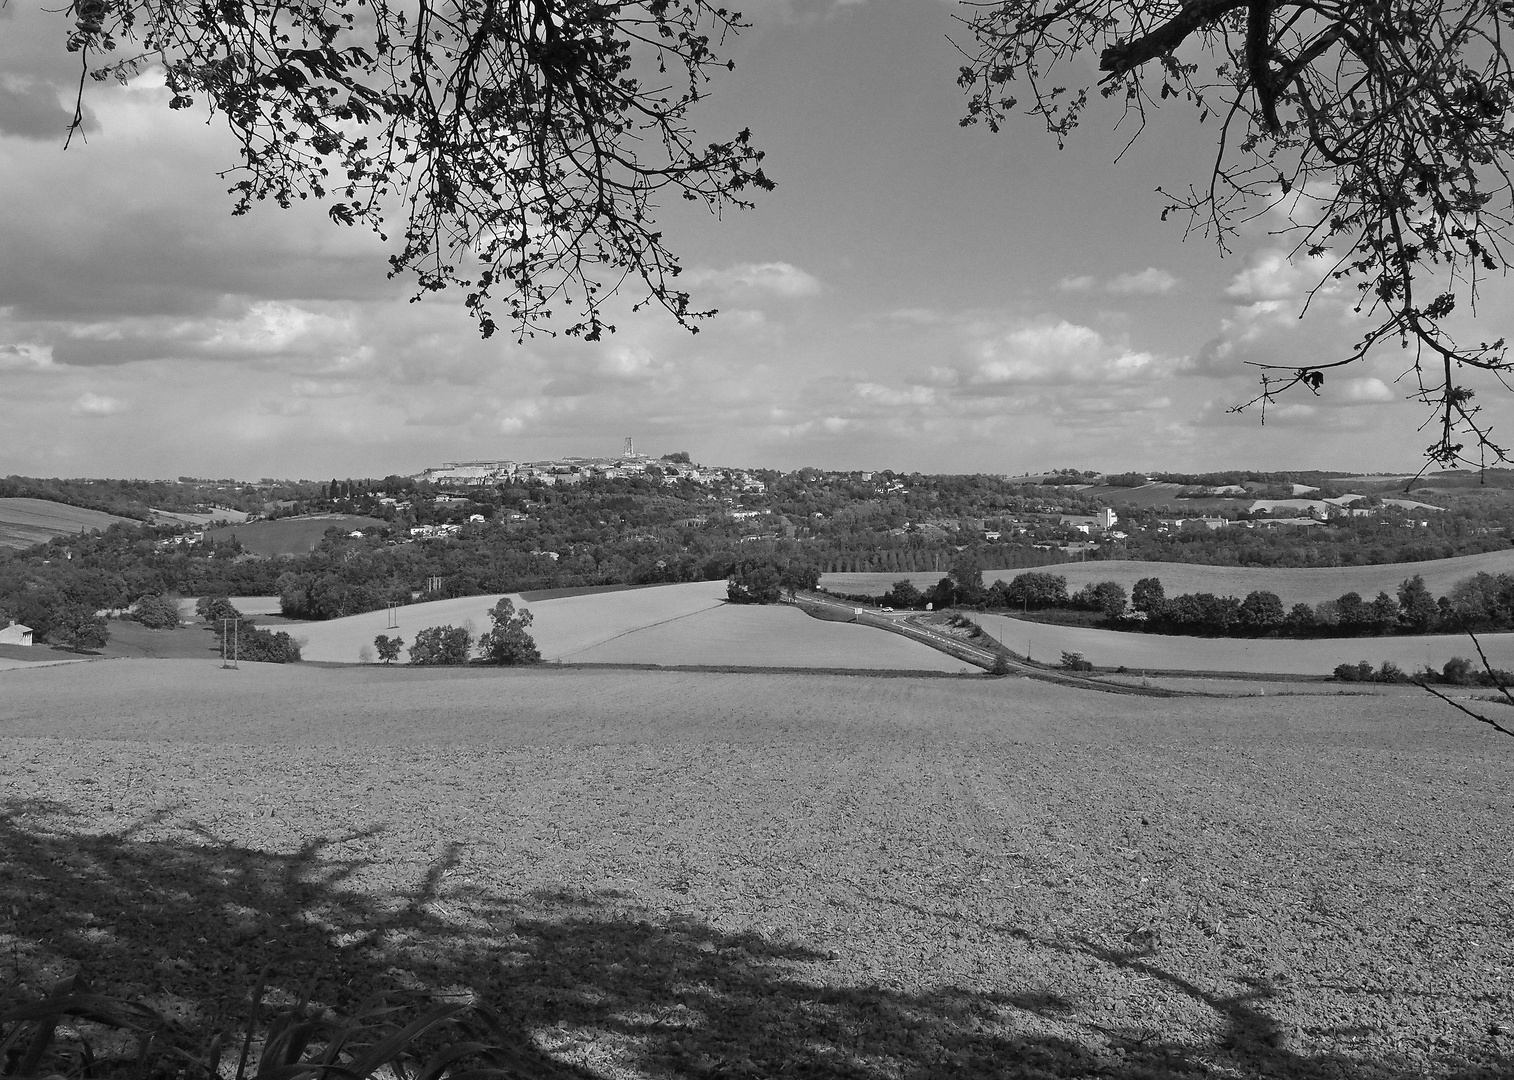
[0,497,137,550]
[289,581,965,670]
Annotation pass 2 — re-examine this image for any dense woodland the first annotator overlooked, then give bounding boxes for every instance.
[5,467,1514,648]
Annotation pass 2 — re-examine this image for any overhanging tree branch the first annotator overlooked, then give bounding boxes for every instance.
[956,0,1514,470]
[55,0,773,341]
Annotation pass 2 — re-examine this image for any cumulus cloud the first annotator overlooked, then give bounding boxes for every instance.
[685,261,822,298]
[1336,376,1397,404]
[72,392,126,416]
[1225,249,1337,305]
[964,319,1185,388]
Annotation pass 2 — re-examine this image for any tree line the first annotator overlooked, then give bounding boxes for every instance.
[858,566,1514,640]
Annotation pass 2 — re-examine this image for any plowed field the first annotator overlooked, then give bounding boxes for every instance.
[0,497,136,549]
[1,660,1510,1080]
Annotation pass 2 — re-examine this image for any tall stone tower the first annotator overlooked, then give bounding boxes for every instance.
[623,437,635,458]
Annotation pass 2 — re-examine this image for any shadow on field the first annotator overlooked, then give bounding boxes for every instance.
[1,799,1506,1080]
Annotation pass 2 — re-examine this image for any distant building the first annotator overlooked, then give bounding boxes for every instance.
[0,623,33,647]
[1096,507,1118,529]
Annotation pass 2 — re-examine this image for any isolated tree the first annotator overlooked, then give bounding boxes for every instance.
[132,592,181,629]
[57,0,772,341]
[957,1,1514,467]
[373,633,404,664]
[478,597,540,664]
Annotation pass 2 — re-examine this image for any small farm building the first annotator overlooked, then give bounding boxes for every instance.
[0,622,34,646]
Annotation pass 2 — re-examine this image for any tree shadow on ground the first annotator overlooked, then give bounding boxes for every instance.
[0,799,1506,1079]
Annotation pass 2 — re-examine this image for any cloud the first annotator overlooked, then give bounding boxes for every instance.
[0,342,52,370]
[72,392,126,416]
[964,319,1186,388]
[1225,249,1337,305]
[1107,268,1178,295]
[1336,376,1397,404]
[37,301,371,369]
[685,261,822,298]
[0,77,80,141]
[1058,268,1177,295]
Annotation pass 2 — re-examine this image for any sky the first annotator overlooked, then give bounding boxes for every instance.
[4,0,1514,480]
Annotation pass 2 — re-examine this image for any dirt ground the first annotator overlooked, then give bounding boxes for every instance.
[2,660,1511,1080]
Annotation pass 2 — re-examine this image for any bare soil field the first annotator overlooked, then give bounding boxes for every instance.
[979,612,1514,676]
[0,496,137,549]
[565,602,969,671]
[1,660,1510,1080]
[202,514,388,556]
[825,549,1514,607]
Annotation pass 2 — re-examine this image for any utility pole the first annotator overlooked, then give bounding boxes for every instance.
[221,617,239,669]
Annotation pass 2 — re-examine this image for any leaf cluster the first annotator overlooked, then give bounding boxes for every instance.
[64,0,773,340]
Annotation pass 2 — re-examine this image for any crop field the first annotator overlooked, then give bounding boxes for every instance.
[565,603,969,671]
[290,582,961,670]
[1,659,1509,1079]
[292,582,725,664]
[516,580,731,660]
[1075,482,1240,512]
[978,612,1514,676]
[825,548,1514,607]
[0,497,136,549]
[292,594,512,663]
[202,514,388,556]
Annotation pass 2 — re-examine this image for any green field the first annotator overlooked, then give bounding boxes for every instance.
[203,514,388,556]
[1,660,1508,1078]
[824,549,1514,608]
[1075,481,1242,512]
[0,497,136,549]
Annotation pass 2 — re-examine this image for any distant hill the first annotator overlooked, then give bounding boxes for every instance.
[0,497,137,550]
[204,514,388,557]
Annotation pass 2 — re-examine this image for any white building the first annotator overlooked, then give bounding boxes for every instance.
[0,623,33,647]
[1096,507,1119,529]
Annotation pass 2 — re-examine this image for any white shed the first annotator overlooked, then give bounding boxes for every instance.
[0,623,34,647]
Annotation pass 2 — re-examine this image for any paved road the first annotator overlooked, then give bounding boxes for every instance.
[790,593,1179,695]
